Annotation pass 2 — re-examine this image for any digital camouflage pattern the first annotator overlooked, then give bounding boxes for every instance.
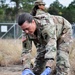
[22,9,72,75]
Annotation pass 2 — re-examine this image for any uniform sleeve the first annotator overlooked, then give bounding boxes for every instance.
[41,16,57,60]
[58,17,73,53]
[22,31,32,54]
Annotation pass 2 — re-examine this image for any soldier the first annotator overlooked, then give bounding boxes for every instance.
[31,0,46,16]
[17,12,72,75]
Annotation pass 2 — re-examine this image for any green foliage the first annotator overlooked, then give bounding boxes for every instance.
[62,7,75,23]
[0,1,8,22]
[47,0,75,23]
[62,0,75,23]
[0,8,4,21]
[0,0,75,23]
[20,0,36,12]
[48,0,63,15]
[0,0,6,5]
[0,8,3,14]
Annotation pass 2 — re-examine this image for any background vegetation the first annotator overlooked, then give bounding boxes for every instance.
[0,39,22,66]
[0,0,75,23]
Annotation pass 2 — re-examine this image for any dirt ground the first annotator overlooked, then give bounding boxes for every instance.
[0,65,75,75]
[0,65,22,75]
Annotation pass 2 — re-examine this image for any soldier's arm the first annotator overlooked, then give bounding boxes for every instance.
[21,31,33,69]
[42,20,57,61]
[41,19,57,70]
[57,16,72,53]
[22,31,32,54]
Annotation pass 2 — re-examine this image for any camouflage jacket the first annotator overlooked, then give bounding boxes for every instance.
[36,9,46,15]
[22,13,72,60]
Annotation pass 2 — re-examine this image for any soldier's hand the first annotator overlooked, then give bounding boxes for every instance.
[21,53,32,63]
[46,60,56,70]
[21,53,33,69]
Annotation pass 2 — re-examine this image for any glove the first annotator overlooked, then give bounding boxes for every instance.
[41,67,52,75]
[22,69,35,75]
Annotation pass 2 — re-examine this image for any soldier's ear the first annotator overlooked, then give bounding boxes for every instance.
[32,20,36,24]
[32,20,36,26]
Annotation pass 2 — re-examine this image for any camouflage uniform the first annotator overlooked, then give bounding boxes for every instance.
[22,12,72,75]
[36,9,46,15]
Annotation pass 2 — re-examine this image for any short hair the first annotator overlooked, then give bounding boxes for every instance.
[17,13,33,26]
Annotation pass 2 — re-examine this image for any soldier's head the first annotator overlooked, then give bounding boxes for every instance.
[31,0,46,16]
[18,13,36,35]
[34,0,45,10]
[34,0,45,5]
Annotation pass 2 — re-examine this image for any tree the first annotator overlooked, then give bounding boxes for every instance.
[0,0,9,22]
[10,0,20,19]
[10,0,36,20]
[48,0,63,15]
[20,0,36,12]
[62,0,75,23]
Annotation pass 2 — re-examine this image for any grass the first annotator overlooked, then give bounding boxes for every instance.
[0,39,22,66]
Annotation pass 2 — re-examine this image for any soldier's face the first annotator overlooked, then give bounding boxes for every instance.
[21,20,36,35]
[38,4,45,10]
